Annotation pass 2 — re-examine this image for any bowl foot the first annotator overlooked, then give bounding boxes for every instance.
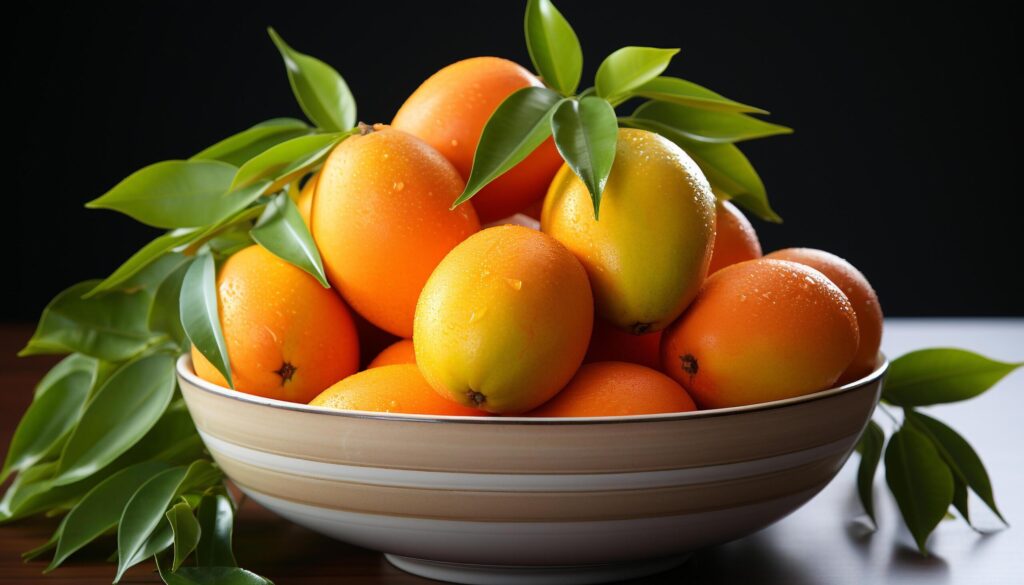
[384,553,690,585]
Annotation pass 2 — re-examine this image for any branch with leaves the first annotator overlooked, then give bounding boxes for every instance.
[857,348,1021,553]
[2,27,355,585]
[453,0,791,221]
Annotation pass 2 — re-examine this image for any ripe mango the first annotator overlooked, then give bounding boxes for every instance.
[413,226,593,414]
[541,128,716,334]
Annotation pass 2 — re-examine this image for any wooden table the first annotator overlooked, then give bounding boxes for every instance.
[3,320,1022,584]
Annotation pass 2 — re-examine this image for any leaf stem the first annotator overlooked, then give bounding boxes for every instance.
[878,402,902,426]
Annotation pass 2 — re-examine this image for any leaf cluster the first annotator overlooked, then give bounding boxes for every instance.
[453,0,791,220]
[854,349,1021,553]
[3,26,360,584]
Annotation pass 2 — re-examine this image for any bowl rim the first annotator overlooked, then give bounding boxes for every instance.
[176,354,888,426]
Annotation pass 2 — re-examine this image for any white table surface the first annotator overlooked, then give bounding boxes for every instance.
[667,318,1024,584]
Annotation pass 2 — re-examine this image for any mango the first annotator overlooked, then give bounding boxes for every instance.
[413,226,593,414]
[541,128,716,333]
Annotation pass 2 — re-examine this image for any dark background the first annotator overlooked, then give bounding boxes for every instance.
[4,1,1020,320]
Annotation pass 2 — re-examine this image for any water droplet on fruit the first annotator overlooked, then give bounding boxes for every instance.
[393,181,405,191]
[450,139,459,147]
[505,278,523,291]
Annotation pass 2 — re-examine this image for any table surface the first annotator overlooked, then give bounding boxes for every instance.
[2,319,1022,584]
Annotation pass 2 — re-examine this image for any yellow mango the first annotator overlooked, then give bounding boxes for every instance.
[542,128,716,333]
[413,226,593,414]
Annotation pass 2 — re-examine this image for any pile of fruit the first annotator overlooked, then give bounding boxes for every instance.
[189,55,882,417]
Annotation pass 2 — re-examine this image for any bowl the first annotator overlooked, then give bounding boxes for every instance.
[176,355,886,585]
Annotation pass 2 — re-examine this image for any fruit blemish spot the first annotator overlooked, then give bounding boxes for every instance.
[679,354,698,376]
[273,361,298,385]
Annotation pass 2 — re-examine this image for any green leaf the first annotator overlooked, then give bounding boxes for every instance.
[196,494,237,567]
[19,281,156,362]
[1,402,197,524]
[167,501,202,571]
[550,97,618,219]
[268,27,356,132]
[622,116,781,222]
[47,461,170,571]
[86,160,242,229]
[22,533,59,561]
[160,564,275,585]
[855,419,885,525]
[908,410,1006,524]
[452,86,563,208]
[250,193,329,286]
[885,423,955,554]
[524,0,583,95]
[123,517,175,574]
[192,118,312,166]
[231,132,343,192]
[1,364,92,483]
[85,232,197,297]
[33,354,100,398]
[176,460,223,497]
[631,76,768,114]
[952,475,970,525]
[116,466,189,582]
[884,348,1022,406]
[632,100,792,143]
[180,255,233,387]
[53,354,176,485]
[595,46,679,103]
[149,260,191,347]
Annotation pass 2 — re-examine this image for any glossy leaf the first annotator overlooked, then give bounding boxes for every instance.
[86,232,197,297]
[550,96,618,219]
[884,348,1022,406]
[231,132,343,191]
[524,0,582,95]
[268,28,356,132]
[855,420,885,525]
[180,255,233,387]
[176,460,223,497]
[885,424,954,554]
[632,76,767,113]
[632,100,792,143]
[33,354,99,398]
[192,118,311,166]
[250,193,329,286]
[908,410,1006,524]
[622,117,780,222]
[53,354,176,485]
[86,160,241,229]
[160,564,275,585]
[595,46,679,102]
[47,461,169,571]
[19,281,156,362]
[452,86,563,208]
[952,475,970,525]
[167,501,202,571]
[1,364,92,483]
[122,517,175,574]
[121,400,205,468]
[22,533,59,561]
[1,402,195,524]
[196,494,237,567]
[149,260,191,347]
[116,466,189,581]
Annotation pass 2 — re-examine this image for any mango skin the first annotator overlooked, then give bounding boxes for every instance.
[413,225,594,414]
[541,128,717,333]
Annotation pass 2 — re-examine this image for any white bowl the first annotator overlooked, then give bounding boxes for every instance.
[177,355,886,585]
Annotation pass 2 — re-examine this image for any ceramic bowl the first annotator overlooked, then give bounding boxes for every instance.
[176,355,886,585]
